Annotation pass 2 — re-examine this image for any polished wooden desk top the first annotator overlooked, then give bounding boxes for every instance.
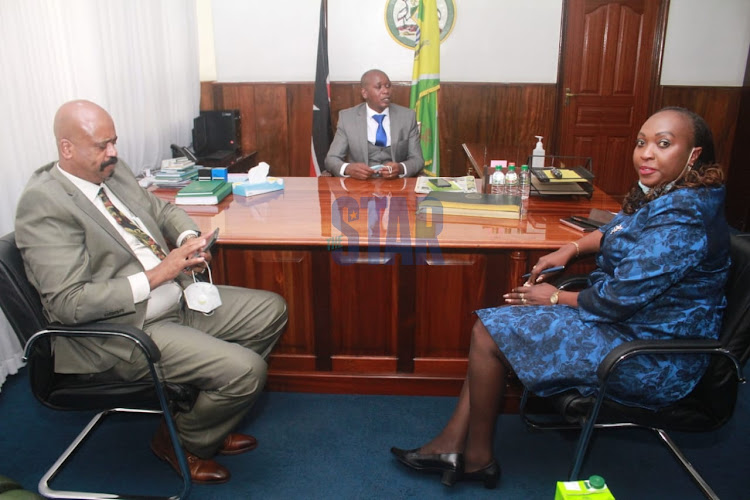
[156,177,622,250]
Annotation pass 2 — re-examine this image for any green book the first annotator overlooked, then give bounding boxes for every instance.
[417,191,521,219]
[175,180,231,205]
[175,180,226,196]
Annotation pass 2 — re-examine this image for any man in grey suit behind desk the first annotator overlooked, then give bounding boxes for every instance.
[325,69,424,179]
[15,100,287,485]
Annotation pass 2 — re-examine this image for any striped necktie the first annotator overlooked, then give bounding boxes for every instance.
[97,187,167,260]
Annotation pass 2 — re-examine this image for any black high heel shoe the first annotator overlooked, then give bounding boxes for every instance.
[390,447,464,486]
[460,460,501,489]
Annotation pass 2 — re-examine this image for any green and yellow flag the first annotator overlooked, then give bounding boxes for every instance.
[409,0,440,177]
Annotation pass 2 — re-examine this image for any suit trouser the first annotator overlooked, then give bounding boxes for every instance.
[112,285,287,458]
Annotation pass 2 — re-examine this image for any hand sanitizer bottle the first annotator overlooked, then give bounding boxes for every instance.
[532,136,545,170]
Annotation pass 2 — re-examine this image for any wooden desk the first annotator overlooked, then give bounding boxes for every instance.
[156,177,621,410]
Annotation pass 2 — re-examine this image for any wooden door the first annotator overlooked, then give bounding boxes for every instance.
[558,0,667,195]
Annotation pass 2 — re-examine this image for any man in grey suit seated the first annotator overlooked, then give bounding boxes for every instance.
[324,69,425,179]
[15,100,288,485]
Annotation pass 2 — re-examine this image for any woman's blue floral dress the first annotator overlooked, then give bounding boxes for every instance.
[476,186,730,408]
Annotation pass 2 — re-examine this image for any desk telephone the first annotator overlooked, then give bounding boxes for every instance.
[170,144,198,163]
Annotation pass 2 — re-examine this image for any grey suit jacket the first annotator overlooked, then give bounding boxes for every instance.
[324,103,425,177]
[15,161,198,373]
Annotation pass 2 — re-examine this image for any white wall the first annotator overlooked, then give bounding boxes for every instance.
[206,0,562,83]
[202,0,749,86]
[662,0,750,86]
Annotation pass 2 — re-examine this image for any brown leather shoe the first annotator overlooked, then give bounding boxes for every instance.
[219,433,258,455]
[150,420,230,485]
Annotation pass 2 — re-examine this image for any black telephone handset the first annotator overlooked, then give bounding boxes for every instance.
[170,144,198,163]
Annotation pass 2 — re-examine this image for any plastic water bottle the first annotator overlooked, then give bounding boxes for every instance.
[490,166,505,194]
[505,162,519,197]
[519,164,531,199]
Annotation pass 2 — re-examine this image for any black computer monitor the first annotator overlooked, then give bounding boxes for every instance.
[192,110,241,157]
[192,115,208,156]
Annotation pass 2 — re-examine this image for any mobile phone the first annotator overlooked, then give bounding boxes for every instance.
[429,178,452,188]
[570,215,605,228]
[560,217,597,232]
[202,228,220,252]
[521,265,565,279]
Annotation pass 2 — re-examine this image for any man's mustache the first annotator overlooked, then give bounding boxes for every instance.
[100,157,118,170]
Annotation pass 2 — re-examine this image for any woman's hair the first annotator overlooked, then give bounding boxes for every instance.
[622,107,724,214]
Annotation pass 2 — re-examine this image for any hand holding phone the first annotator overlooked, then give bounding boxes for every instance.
[201,228,220,253]
[521,265,565,279]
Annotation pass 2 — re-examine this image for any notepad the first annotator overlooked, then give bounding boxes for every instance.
[541,169,585,182]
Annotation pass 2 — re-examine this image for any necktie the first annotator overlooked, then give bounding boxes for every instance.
[373,114,387,147]
[97,187,167,260]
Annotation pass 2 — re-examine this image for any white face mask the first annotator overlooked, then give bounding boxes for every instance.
[639,147,695,195]
[183,266,222,314]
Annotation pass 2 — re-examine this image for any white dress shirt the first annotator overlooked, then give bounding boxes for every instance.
[58,165,194,320]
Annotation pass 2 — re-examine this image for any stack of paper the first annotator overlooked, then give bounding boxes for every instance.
[174,180,232,205]
[417,191,521,220]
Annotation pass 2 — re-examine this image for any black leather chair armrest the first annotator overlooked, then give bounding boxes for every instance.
[555,275,589,291]
[596,338,739,382]
[24,322,161,363]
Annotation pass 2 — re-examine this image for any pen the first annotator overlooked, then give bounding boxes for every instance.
[521,265,565,279]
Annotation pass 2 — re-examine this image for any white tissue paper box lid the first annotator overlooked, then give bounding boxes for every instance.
[232,177,284,197]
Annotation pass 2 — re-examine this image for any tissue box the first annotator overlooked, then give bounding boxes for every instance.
[232,177,284,197]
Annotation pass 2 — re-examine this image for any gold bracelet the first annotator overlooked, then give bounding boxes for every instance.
[570,241,580,258]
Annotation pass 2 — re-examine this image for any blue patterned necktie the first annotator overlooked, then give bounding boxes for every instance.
[373,114,387,147]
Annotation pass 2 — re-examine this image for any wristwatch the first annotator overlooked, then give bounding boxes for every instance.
[550,289,560,305]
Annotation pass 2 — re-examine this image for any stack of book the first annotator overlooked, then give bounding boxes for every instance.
[154,157,199,188]
[417,191,521,220]
[174,179,232,205]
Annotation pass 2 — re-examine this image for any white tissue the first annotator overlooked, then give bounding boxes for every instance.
[247,162,271,184]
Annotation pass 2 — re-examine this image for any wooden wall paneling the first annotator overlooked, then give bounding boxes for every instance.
[440,84,557,177]
[200,81,214,111]
[213,84,259,160]
[659,87,741,171]
[727,84,750,231]
[440,84,496,177]
[517,85,558,161]
[248,85,290,176]
[329,82,358,125]
[286,83,314,177]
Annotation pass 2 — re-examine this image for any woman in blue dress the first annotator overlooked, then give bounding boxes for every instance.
[391,107,730,489]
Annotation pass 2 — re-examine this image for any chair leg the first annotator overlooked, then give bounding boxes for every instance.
[567,392,608,480]
[36,358,191,499]
[38,408,190,500]
[653,428,720,500]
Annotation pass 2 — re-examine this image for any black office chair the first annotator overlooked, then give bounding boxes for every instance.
[519,232,750,500]
[0,232,198,500]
